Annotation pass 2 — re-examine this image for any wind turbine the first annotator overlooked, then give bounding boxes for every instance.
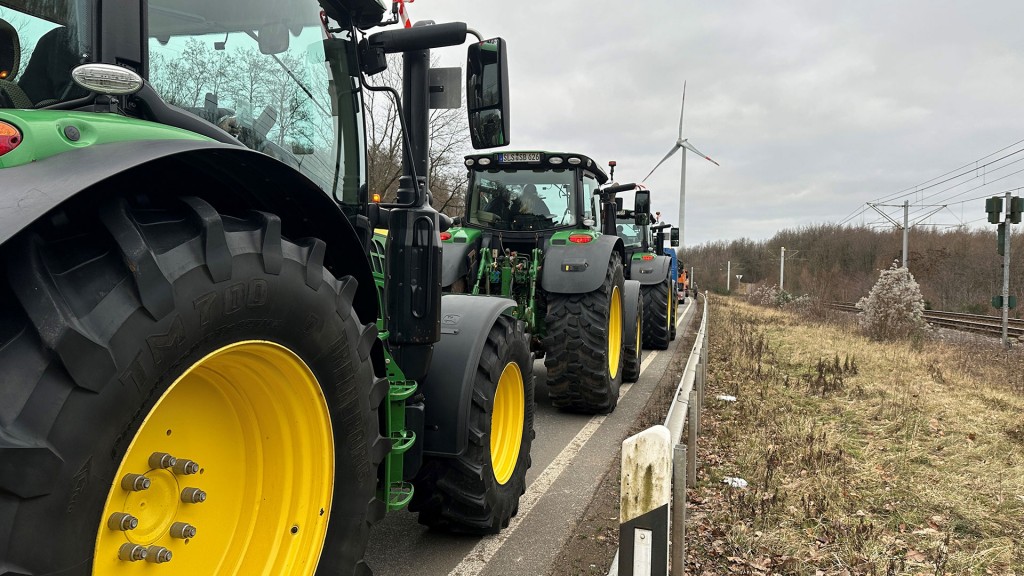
[643,82,719,247]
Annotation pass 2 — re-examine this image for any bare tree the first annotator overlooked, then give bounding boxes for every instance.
[364,54,470,216]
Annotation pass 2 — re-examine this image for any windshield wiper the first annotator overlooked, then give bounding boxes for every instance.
[242,30,330,117]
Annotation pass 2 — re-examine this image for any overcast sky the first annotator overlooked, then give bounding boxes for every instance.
[407,1,1024,246]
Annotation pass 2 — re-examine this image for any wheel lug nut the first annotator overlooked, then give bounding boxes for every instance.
[170,522,197,539]
[120,473,151,491]
[108,512,139,531]
[145,546,172,564]
[118,543,148,562]
[149,452,177,469]
[172,459,199,475]
[181,487,207,503]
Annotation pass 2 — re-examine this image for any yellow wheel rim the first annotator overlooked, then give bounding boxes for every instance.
[608,285,622,379]
[491,362,525,485]
[94,341,333,575]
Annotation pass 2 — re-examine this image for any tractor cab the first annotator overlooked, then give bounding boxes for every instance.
[462,150,606,235]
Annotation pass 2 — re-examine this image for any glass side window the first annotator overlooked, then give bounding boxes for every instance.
[0,1,91,108]
[581,172,599,227]
[468,168,576,231]
[147,0,365,202]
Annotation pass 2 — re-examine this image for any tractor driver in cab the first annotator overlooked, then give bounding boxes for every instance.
[515,184,551,217]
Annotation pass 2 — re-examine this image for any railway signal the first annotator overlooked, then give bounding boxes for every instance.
[986,192,1020,347]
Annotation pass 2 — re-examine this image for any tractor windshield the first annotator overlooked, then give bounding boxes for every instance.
[468,168,576,231]
[0,1,92,108]
[147,0,366,204]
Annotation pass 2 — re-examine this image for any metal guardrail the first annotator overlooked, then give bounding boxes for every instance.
[611,292,709,576]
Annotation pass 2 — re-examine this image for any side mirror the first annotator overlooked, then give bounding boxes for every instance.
[466,38,510,149]
[670,227,680,247]
[257,22,289,55]
[615,197,624,213]
[634,190,650,226]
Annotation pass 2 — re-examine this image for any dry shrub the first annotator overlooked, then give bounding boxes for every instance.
[856,261,927,341]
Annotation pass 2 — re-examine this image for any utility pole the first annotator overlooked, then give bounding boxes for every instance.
[779,247,785,292]
[867,201,945,269]
[902,200,909,268]
[726,260,731,291]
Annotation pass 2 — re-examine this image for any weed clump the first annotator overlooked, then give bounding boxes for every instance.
[856,261,926,340]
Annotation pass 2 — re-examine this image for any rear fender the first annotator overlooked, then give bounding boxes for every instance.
[0,140,379,325]
[419,294,517,457]
[540,234,623,294]
[629,254,672,286]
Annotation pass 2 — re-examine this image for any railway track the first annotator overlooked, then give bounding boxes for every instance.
[828,302,1024,338]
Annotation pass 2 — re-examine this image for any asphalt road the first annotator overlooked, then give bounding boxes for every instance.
[365,299,696,576]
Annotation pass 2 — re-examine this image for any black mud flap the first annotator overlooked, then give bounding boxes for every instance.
[623,279,642,346]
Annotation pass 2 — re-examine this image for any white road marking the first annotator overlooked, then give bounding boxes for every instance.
[448,299,693,576]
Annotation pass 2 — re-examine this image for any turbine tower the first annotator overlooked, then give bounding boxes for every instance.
[643,82,719,247]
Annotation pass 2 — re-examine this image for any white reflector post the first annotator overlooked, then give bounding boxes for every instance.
[618,425,671,576]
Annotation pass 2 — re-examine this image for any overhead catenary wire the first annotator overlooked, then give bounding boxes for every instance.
[839,139,1024,227]
[870,138,1024,204]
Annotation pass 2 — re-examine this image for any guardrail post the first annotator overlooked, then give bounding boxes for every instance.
[618,426,672,576]
[686,391,697,487]
[671,444,687,576]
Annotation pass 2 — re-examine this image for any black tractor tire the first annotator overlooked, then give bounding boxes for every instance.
[623,289,643,383]
[409,316,535,533]
[642,276,672,350]
[0,195,386,576]
[545,252,625,414]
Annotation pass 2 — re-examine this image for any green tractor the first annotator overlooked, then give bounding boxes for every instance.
[0,0,534,573]
[607,183,681,349]
[441,151,647,411]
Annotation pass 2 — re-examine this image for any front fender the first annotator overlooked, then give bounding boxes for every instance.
[0,139,379,325]
[419,294,517,457]
[629,254,672,286]
[540,234,624,294]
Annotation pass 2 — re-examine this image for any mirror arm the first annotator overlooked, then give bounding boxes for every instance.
[359,74,424,209]
[466,28,484,42]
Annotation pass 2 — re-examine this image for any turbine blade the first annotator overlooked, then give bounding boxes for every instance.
[681,140,720,166]
[643,144,683,182]
[678,82,686,139]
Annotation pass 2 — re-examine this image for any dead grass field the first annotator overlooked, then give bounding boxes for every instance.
[687,297,1024,575]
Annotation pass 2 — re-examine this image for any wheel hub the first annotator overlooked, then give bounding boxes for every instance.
[94,341,334,574]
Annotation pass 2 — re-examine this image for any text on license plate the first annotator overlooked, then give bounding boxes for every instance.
[499,152,541,163]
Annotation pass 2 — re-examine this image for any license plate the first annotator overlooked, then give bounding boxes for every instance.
[499,152,541,163]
